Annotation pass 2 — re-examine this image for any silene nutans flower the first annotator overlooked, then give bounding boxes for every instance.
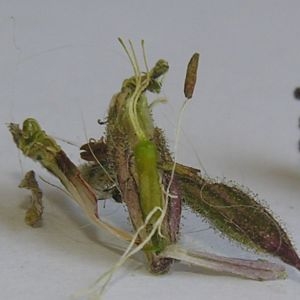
[8,39,299,298]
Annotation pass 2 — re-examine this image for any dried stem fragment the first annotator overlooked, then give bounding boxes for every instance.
[19,170,43,227]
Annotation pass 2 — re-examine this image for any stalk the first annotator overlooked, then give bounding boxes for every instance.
[105,39,180,273]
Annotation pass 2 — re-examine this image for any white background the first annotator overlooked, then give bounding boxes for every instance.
[1,1,300,299]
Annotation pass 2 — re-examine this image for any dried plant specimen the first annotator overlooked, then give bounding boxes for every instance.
[8,39,300,297]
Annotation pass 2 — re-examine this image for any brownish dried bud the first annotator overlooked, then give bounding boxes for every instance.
[80,138,108,163]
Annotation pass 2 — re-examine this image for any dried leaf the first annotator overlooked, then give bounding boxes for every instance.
[19,170,43,227]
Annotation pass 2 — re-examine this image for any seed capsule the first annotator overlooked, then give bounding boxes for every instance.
[172,164,300,270]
